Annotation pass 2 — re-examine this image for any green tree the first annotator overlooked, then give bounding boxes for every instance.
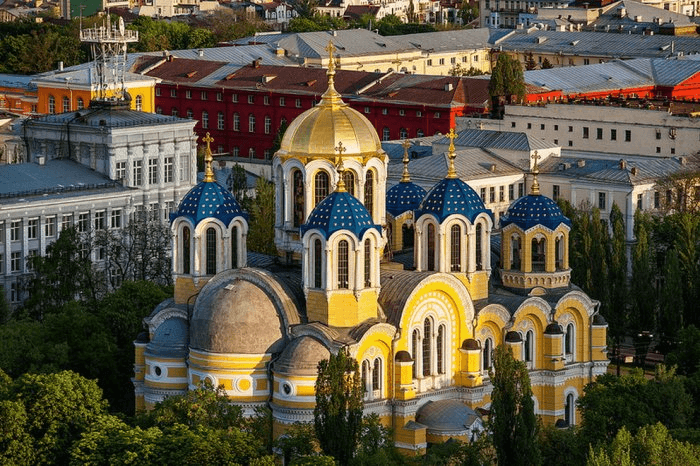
[314,348,364,465]
[631,210,657,364]
[0,398,35,466]
[293,0,319,18]
[489,344,540,466]
[525,52,537,70]
[275,422,318,465]
[541,58,554,69]
[659,248,684,352]
[607,203,628,374]
[247,176,277,256]
[488,53,526,117]
[538,425,587,466]
[672,213,700,327]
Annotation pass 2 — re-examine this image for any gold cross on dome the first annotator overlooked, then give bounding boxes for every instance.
[531,150,541,171]
[446,127,458,178]
[326,41,336,74]
[202,132,215,182]
[325,40,336,58]
[203,132,214,151]
[529,151,541,195]
[401,139,412,182]
[335,141,346,155]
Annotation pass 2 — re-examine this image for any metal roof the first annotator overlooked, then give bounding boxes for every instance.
[539,155,688,184]
[27,105,188,129]
[586,0,695,34]
[439,128,554,152]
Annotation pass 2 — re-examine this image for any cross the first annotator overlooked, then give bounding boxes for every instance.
[326,41,336,74]
[335,141,346,155]
[325,40,336,58]
[401,139,411,182]
[202,133,215,182]
[446,127,458,178]
[531,150,541,171]
[447,127,457,149]
[202,132,214,152]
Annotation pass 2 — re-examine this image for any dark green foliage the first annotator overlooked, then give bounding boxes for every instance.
[226,164,251,207]
[541,58,553,69]
[247,177,278,256]
[488,54,526,104]
[578,367,693,447]
[525,52,537,70]
[275,422,318,465]
[314,348,364,465]
[489,345,540,466]
[538,425,587,466]
[667,325,700,376]
[288,14,348,32]
[421,436,495,466]
[271,119,289,154]
[631,211,656,356]
[659,248,684,352]
[128,17,215,52]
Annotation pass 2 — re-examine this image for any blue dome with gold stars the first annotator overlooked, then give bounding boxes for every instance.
[501,194,570,231]
[301,191,381,239]
[171,181,247,227]
[387,182,427,217]
[416,178,491,223]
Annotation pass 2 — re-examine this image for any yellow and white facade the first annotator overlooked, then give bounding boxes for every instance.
[135,43,608,453]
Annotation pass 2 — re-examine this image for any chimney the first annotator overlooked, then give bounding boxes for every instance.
[619,159,626,169]
[577,159,586,168]
[630,167,638,176]
[444,82,453,91]
[198,49,204,57]
[58,61,63,71]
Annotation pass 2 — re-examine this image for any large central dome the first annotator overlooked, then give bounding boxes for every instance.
[278,50,382,157]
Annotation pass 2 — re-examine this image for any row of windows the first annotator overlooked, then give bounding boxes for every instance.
[517,121,634,143]
[479,183,524,204]
[508,235,565,272]
[48,95,143,114]
[115,157,183,186]
[179,225,241,276]
[157,87,306,108]
[426,55,480,66]
[0,213,119,243]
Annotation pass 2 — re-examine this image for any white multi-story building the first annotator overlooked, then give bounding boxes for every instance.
[0,101,197,305]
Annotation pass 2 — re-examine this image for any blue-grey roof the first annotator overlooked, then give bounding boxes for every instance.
[0,159,123,203]
[417,177,491,223]
[0,74,37,91]
[146,317,188,358]
[525,58,700,93]
[540,154,687,184]
[27,105,187,129]
[441,128,553,152]
[386,181,427,217]
[586,0,695,34]
[301,190,381,239]
[501,194,571,231]
[415,399,481,432]
[172,180,247,227]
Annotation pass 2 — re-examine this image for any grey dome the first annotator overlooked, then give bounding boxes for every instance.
[146,317,188,358]
[191,275,286,354]
[274,336,330,376]
[416,400,482,434]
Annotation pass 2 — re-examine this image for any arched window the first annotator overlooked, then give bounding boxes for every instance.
[555,236,564,270]
[233,113,240,131]
[218,112,225,130]
[156,106,163,114]
[483,338,492,371]
[450,224,461,272]
[293,169,304,227]
[342,170,355,196]
[565,393,575,426]
[182,226,191,274]
[524,330,534,364]
[62,96,70,113]
[337,240,349,289]
[206,227,217,275]
[231,226,238,269]
[264,116,272,134]
[437,324,445,374]
[314,171,329,206]
[476,223,483,270]
[248,114,256,132]
[565,323,574,359]
[412,329,420,379]
[512,235,521,270]
[416,129,425,137]
[361,360,369,395]
[313,239,323,288]
[422,318,432,376]
[202,110,209,129]
[427,223,436,271]
[364,170,374,216]
[186,109,193,119]
[248,147,255,158]
[402,224,414,249]
[77,97,84,110]
[364,238,372,287]
[385,223,393,254]
[382,127,390,141]
[171,107,178,117]
[532,238,545,271]
[48,95,56,114]
[372,358,381,392]
[399,128,408,139]
[135,95,143,111]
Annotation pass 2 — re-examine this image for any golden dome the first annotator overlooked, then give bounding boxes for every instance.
[278,42,382,158]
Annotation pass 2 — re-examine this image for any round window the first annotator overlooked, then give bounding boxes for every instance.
[154,366,162,376]
[283,383,292,395]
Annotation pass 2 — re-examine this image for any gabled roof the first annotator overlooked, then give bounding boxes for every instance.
[587,0,696,33]
[538,154,688,184]
[440,128,554,152]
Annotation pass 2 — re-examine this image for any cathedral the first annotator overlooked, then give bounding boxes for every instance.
[133,43,609,453]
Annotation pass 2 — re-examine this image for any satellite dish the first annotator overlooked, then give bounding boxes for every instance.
[118,17,125,35]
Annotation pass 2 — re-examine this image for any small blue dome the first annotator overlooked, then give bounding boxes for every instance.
[301,191,381,239]
[416,177,491,223]
[171,181,247,227]
[501,194,571,231]
[387,182,427,217]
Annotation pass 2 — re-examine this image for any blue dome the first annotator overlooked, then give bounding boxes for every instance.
[301,191,381,239]
[416,177,491,223]
[171,181,247,227]
[501,194,571,231]
[387,182,427,217]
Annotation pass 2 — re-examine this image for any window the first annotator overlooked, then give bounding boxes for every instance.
[637,193,643,211]
[201,111,209,129]
[596,128,603,140]
[524,330,534,363]
[148,159,158,185]
[656,129,662,140]
[170,88,176,97]
[372,358,381,391]
[78,213,89,232]
[399,109,405,116]
[135,95,142,111]
[518,183,524,197]
[364,106,370,114]
[568,126,573,132]
[199,91,207,101]
[416,129,424,137]
[364,170,374,217]
[554,139,558,145]
[337,240,349,289]
[48,95,55,114]
[232,94,238,103]
[233,113,240,131]
[264,116,272,134]
[439,58,445,65]
[489,187,495,203]
[437,325,445,374]
[476,224,483,270]
[45,217,56,237]
[295,98,301,108]
[179,155,190,182]
[553,185,560,200]
[483,338,492,371]
[164,157,173,183]
[342,171,355,196]
[111,210,122,229]
[248,114,255,132]
[565,393,575,426]
[133,160,142,186]
[364,238,372,287]
[27,219,38,240]
[315,171,329,206]
[382,127,390,141]
[412,329,420,378]
[381,108,388,115]
[450,57,456,64]
[77,97,84,110]
[10,220,21,242]
[186,90,192,99]
[314,239,322,288]
[156,107,162,114]
[63,96,70,113]
[583,127,589,139]
[625,130,631,142]
[279,97,285,106]
[115,161,126,181]
[511,122,516,128]
[427,223,436,271]
[206,227,217,275]
[155,88,161,97]
[554,124,559,131]
[248,148,256,158]
[434,112,440,118]
[583,58,590,65]
[62,215,72,231]
[399,128,408,139]
[416,110,422,117]
[540,124,545,130]
[450,224,461,272]
[611,129,617,140]
[263,95,269,105]
[509,184,514,201]
[427,59,433,66]
[499,185,505,202]
[181,226,191,274]
[511,235,521,270]
[217,92,223,101]
[248,95,254,104]
[186,109,193,119]
[171,108,178,117]
[656,147,661,153]
[92,211,105,230]
[654,191,660,209]
[480,187,486,202]
[527,123,532,129]
[11,251,21,273]
[232,147,239,157]
[598,192,606,210]
[217,112,224,130]
[422,318,432,376]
